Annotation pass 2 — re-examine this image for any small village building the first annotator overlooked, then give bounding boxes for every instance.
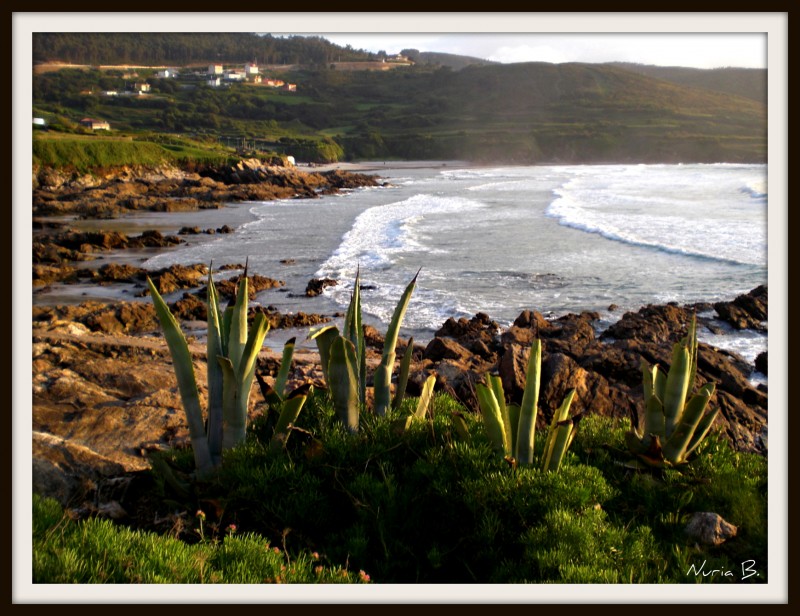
[252,74,262,84]
[133,82,150,93]
[207,77,222,87]
[283,83,297,92]
[101,90,118,97]
[225,70,246,81]
[81,118,110,130]
[244,62,259,76]
[155,69,175,78]
[208,64,223,75]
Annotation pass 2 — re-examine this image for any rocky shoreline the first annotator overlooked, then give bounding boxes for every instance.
[29,159,769,525]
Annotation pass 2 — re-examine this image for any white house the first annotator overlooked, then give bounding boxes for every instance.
[207,77,222,87]
[244,62,259,76]
[156,69,176,78]
[81,118,110,130]
[225,70,246,81]
[208,64,223,75]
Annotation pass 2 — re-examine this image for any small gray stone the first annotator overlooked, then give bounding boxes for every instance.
[685,512,738,546]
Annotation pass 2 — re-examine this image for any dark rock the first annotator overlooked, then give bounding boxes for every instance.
[755,351,767,375]
[424,337,473,363]
[305,278,338,297]
[713,286,767,331]
[96,263,144,283]
[602,304,692,344]
[214,274,284,300]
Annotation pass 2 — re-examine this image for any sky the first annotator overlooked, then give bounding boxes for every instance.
[298,33,767,70]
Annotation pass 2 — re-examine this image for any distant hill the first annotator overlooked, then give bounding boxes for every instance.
[32,33,374,67]
[400,48,498,70]
[606,62,767,105]
[31,37,767,165]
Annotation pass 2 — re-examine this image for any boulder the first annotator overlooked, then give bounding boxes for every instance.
[684,512,738,546]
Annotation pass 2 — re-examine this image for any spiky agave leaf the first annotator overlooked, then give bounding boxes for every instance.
[392,337,414,410]
[328,335,360,433]
[270,392,308,450]
[274,337,296,399]
[489,375,513,455]
[662,342,691,439]
[542,420,574,472]
[343,267,367,407]
[220,312,270,450]
[227,264,250,375]
[309,325,340,388]
[515,339,542,466]
[413,374,437,420]
[476,383,510,457]
[374,270,420,416]
[205,267,225,463]
[663,382,716,463]
[541,389,576,472]
[147,277,213,475]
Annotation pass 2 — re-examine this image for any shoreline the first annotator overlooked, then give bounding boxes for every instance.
[32,185,769,364]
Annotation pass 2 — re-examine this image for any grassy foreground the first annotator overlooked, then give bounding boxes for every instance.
[32,391,767,585]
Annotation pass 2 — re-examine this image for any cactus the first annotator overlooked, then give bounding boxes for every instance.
[147,264,272,476]
[626,316,719,467]
[475,339,579,471]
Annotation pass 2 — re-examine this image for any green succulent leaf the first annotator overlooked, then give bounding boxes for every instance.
[328,335,360,433]
[663,343,691,439]
[375,270,419,416]
[413,374,437,420]
[146,277,213,474]
[663,382,716,463]
[206,268,225,462]
[309,325,340,388]
[274,337,296,399]
[476,383,510,457]
[515,340,542,466]
[392,337,414,410]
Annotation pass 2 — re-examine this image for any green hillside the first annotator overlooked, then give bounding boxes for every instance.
[606,62,767,105]
[31,35,767,166]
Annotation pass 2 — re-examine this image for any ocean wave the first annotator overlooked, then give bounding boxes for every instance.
[740,180,768,200]
[545,192,763,267]
[316,193,487,280]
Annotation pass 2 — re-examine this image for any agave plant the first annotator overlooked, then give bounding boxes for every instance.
[625,316,718,467]
[475,339,579,472]
[255,337,311,451]
[148,264,301,477]
[309,268,419,431]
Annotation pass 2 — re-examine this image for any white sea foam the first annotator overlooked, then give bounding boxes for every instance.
[316,193,487,280]
[544,165,767,266]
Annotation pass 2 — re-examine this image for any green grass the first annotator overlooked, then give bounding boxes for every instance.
[33,494,370,584]
[32,391,767,584]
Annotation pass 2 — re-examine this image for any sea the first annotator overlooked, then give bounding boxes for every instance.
[142,162,769,374]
